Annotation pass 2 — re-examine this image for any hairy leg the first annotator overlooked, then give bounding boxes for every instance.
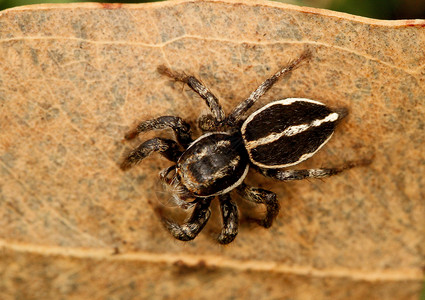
[124,115,192,147]
[257,159,372,181]
[237,183,280,228]
[226,49,312,126]
[158,65,225,130]
[217,193,239,244]
[161,197,213,241]
[120,138,181,170]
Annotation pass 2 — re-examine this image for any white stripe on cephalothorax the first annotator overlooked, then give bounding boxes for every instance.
[245,112,338,149]
[183,132,234,165]
[186,132,230,150]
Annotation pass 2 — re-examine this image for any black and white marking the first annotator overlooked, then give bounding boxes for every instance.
[177,132,249,197]
[241,98,342,169]
[121,50,367,244]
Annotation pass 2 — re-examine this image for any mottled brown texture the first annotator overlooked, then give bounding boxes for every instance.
[0,0,424,299]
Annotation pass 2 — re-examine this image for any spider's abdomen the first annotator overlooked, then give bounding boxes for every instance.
[241,98,342,169]
[177,133,249,197]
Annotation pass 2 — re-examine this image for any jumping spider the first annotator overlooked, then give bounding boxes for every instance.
[121,50,362,244]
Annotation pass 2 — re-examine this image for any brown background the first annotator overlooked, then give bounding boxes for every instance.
[0,0,424,299]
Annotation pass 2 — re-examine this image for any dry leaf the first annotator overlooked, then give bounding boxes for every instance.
[0,0,424,299]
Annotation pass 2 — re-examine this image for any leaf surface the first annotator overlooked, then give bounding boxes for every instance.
[0,1,424,299]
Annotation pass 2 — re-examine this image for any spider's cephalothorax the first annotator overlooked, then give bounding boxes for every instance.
[121,50,361,244]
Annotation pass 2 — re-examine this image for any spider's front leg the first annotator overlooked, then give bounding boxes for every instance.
[226,49,312,126]
[121,115,194,170]
[124,116,192,147]
[157,65,225,131]
[120,138,181,171]
[161,197,213,241]
[237,183,280,228]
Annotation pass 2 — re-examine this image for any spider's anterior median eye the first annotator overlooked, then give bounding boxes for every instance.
[241,98,343,169]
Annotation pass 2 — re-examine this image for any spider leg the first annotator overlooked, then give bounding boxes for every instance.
[120,138,182,170]
[226,49,312,126]
[257,159,372,181]
[124,116,192,147]
[217,193,239,244]
[161,197,213,241]
[237,183,280,228]
[157,65,225,131]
